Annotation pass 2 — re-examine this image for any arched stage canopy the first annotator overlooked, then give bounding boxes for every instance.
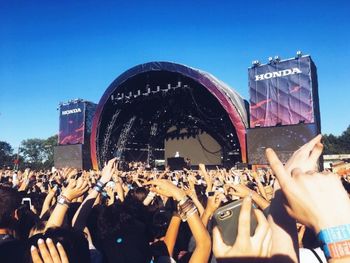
[91,62,248,169]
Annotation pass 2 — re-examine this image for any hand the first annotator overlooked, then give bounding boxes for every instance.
[266,134,350,233]
[228,183,253,198]
[100,158,118,184]
[145,179,186,201]
[205,192,224,215]
[31,238,68,263]
[284,134,323,174]
[61,177,89,201]
[213,197,271,258]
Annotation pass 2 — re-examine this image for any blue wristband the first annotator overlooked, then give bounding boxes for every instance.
[317,224,350,258]
[317,224,350,244]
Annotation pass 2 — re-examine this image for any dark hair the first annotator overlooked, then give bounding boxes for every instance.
[0,186,21,229]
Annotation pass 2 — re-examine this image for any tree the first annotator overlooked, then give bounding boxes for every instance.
[20,138,46,169]
[0,141,14,168]
[323,125,350,154]
[42,135,58,168]
[19,135,58,170]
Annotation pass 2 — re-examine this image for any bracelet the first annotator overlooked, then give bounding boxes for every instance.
[147,191,156,198]
[93,185,103,193]
[96,180,105,188]
[177,198,198,222]
[177,196,189,206]
[317,224,350,259]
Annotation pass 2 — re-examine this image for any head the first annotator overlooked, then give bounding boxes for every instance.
[0,186,21,231]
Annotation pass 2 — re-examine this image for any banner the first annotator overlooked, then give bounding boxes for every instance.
[249,56,318,128]
[58,101,85,145]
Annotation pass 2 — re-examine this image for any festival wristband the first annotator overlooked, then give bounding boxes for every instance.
[317,224,350,258]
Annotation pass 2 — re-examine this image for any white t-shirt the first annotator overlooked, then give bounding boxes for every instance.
[299,247,327,263]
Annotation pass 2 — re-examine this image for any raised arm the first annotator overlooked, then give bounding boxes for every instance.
[267,134,350,263]
[72,158,116,230]
[45,177,89,230]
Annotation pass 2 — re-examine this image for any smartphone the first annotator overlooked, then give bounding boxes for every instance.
[21,197,32,209]
[207,191,215,197]
[213,199,258,246]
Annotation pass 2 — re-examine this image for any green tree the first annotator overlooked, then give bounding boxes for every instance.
[20,138,46,169]
[323,125,350,154]
[42,135,58,168]
[20,135,58,170]
[0,141,14,168]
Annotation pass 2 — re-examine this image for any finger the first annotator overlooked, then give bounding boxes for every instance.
[252,209,269,242]
[261,228,272,257]
[31,246,43,263]
[46,238,61,263]
[37,238,53,263]
[56,242,69,263]
[302,134,322,152]
[266,148,290,188]
[237,196,252,240]
[212,226,230,255]
[308,142,323,169]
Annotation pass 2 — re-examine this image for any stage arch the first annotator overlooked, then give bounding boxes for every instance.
[90,62,248,169]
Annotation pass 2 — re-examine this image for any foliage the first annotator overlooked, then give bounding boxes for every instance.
[323,125,350,154]
[0,141,14,168]
[19,135,58,170]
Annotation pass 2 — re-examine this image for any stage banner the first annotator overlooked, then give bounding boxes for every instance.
[58,101,86,145]
[249,56,318,128]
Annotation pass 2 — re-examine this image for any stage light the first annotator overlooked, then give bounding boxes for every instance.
[274,56,281,63]
[296,50,303,58]
[268,57,273,63]
[252,60,261,67]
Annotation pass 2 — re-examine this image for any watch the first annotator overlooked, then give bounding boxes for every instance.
[57,194,71,207]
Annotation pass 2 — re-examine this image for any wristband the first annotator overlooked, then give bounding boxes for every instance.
[96,180,105,188]
[318,224,350,259]
[93,185,103,193]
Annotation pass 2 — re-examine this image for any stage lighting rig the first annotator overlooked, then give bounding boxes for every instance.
[252,60,261,67]
[296,50,303,58]
[274,56,281,63]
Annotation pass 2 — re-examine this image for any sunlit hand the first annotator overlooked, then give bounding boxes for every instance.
[266,134,350,233]
[213,197,271,258]
[145,179,186,201]
[31,238,68,263]
[61,177,89,201]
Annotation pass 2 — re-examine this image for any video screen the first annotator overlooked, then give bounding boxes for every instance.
[247,123,319,164]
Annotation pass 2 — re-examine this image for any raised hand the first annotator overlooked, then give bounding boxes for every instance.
[61,177,89,201]
[213,197,271,259]
[145,179,186,201]
[100,158,118,184]
[31,238,68,263]
[266,134,350,233]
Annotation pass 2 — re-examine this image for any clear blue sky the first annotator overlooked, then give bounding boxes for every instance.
[1,0,349,149]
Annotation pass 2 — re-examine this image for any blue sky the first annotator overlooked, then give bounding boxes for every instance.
[0,0,349,148]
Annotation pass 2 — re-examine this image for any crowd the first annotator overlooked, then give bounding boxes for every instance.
[1,135,350,263]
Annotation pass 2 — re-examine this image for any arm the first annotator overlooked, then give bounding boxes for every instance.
[40,187,56,218]
[229,184,270,210]
[199,163,212,193]
[145,179,211,263]
[201,192,222,227]
[252,171,268,200]
[45,177,89,230]
[163,215,181,257]
[72,158,116,230]
[266,134,350,263]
